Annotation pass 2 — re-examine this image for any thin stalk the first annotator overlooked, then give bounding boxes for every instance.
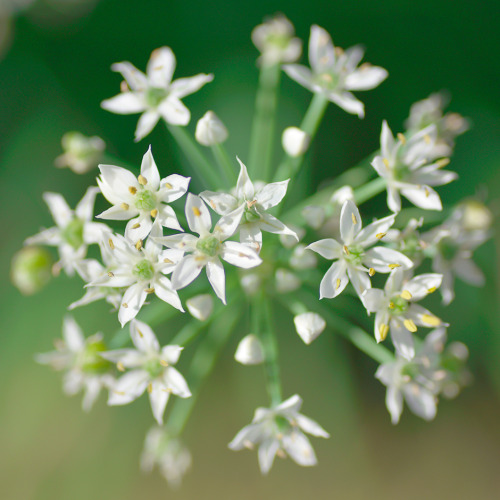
[248,63,282,182]
[211,143,237,187]
[353,176,387,205]
[167,124,220,189]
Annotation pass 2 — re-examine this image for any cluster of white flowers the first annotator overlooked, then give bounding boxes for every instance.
[16,14,492,486]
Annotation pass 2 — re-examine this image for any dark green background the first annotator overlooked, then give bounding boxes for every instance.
[1,1,499,499]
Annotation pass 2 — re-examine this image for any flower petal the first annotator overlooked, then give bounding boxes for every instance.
[255,180,289,210]
[164,366,191,398]
[111,61,147,90]
[154,275,184,312]
[170,73,214,99]
[185,194,212,235]
[140,146,161,189]
[148,380,170,425]
[306,239,342,260]
[221,241,262,269]
[308,25,335,73]
[146,46,176,88]
[390,321,415,360]
[344,65,388,91]
[340,200,362,244]
[171,255,204,290]
[130,319,160,353]
[43,192,73,228]
[319,260,348,299]
[135,111,160,142]
[101,92,145,114]
[206,258,226,304]
[354,214,395,248]
[118,282,148,326]
[158,96,190,126]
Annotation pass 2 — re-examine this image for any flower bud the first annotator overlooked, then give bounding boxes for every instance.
[282,127,310,157]
[11,246,53,295]
[186,294,214,321]
[275,268,301,293]
[294,312,326,345]
[302,205,326,230]
[55,131,105,174]
[460,200,493,232]
[234,334,264,365]
[195,111,228,146]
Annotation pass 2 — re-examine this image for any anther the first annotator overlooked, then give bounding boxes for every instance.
[108,271,114,277]
[343,245,350,255]
[122,303,128,308]
[164,182,173,189]
[424,187,430,198]
[376,232,386,239]
[369,268,376,276]
[388,263,401,269]
[389,302,395,309]
[436,158,450,168]
[121,202,129,210]
[150,209,158,218]
[164,258,173,264]
[192,206,201,217]
[138,175,147,185]
[336,278,341,290]
[129,186,137,195]
[351,213,357,224]
[137,329,144,337]
[383,158,390,168]
[427,286,437,294]
[424,134,431,144]
[401,290,412,300]
[135,239,143,250]
[160,359,169,367]
[147,383,153,394]
[108,238,115,250]
[145,287,155,294]
[397,132,406,145]
[131,223,141,229]
[120,80,129,92]
[421,314,441,326]
[403,319,417,332]
[379,323,389,341]
[117,362,125,372]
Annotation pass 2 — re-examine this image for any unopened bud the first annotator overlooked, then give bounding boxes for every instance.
[186,294,214,321]
[195,111,228,146]
[234,334,264,365]
[55,131,105,174]
[282,127,310,157]
[294,312,326,345]
[11,246,53,295]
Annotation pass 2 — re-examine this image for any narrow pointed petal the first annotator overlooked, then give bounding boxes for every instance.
[347,266,371,297]
[140,146,161,189]
[354,214,396,247]
[308,25,335,73]
[386,385,403,424]
[108,370,149,405]
[399,183,442,211]
[282,64,315,91]
[371,156,390,178]
[98,205,138,221]
[130,319,160,353]
[161,345,183,364]
[255,180,289,210]
[75,187,99,221]
[387,184,401,213]
[158,204,182,231]
[171,255,204,290]
[403,385,437,421]
[258,439,280,475]
[282,432,317,467]
[111,61,147,90]
[199,190,238,215]
[235,158,255,200]
[159,174,191,203]
[295,414,330,438]
[63,315,85,351]
[185,194,212,235]
[158,97,190,126]
[405,273,443,301]
[43,192,73,228]
[125,215,153,241]
[214,205,244,240]
[344,65,388,90]
[221,241,262,269]
[148,380,170,425]
[82,378,102,412]
[361,289,386,313]
[319,260,348,299]
[99,164,139,200]
[340,200,362,244]
[101,93,145,114]
[118,282,148,326]
[25,227,61,246]
[385,268,404,294]
[100,348,144,367]
[453,258,485,286]
[327,91,365,118]
[135,111,160,142]
[259,212,298,240]
[390,321,415,360]
[374,311,391,342]
[169,73,214,99]
[146,46,176,87]
[363,247,414,273]
[206,258,226,304]
[155,276,184,312]
[164,367,191,398]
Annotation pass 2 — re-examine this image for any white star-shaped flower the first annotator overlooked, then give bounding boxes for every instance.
[361,268,446,361]
[35,316,114,412]
[101,47,213,141]
[155,194,262,304]
[88,224,184,326]
[200,158,297,251]
[101,320,191,425]
[25,187,110,276]
[228,394,329,474]
[283,25,388,118]
[97,146,190,241]
[307,200,413,299]
[371,121,458,212]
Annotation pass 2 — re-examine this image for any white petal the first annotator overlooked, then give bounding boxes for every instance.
[354,214,396,248]
[161,345,183,365]
[282,64,315,91]
[199,190,238,215]
[405,273,443,301]
[25,227,61,246]
[206,258,226,303]
[402,385,437,421]
[63,315,85,351]
[130,319,160,353]
[171,255,204,290]
[363,247,413,273]
[235,158,255,200]
[99,164,139,201]
[101,92,145,114]
[118,282,148,326]
[258,212,298,240]
[319,260,348,299]
[186,294,214,321]
[221,241,262,269]
[308,25,335,73]
[234,334,265,365]
[371,156,390,178]
[195,110,229,146]
[148,380,170,425]
[214,206,244,241]
[386,385,403,424]
[347,266,371,297]
[327,91,365,118]
[255,180,289,210]
[146,46,176,88]
[75,187,99,221]
[185,194,212,235]
[82,378,102,412]
[361,289,386,313]
[293,312,326,345]
[108,370,149,405]
[399,183,442,211]
[387,184,401,213]
[453,258,485,286]
[159,174,191,203]
[164,367,191,398]
[43,192,73,228]
[135,111,160,142]
[100,348,145,367]
[385,268,404,294]
[155,233,198,251]
[390,321,415,360]
[140,146,161,189]
[258,439,280,475]
[282,432,317,467]
[170,73,214,99]
[98,205,138,221]
[111,61,147,90]
[340,200,362,244]
[282,127,310,157]
[344,65,388,91]
[295,414,330,438]
[374,310,391,343]
[158,97,190,126]
[154,275,184,312]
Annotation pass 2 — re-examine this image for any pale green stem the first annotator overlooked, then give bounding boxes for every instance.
[167,124,220,189]
[353,176,387,205]
[273,93,329,183]
[166,304,242,436]
[248,63,282,182]
[211,143,237,187]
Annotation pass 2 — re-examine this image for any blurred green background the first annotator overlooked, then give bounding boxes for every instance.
[1,0,500,499]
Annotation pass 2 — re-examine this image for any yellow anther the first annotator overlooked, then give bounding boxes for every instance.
[108,238,115,250]
[397,132,406,145]
[389,301,395,309]
[424,187,430,198]
[117,362,125,372]
[209,200,216,210]
[424,134,431,144]
[369,268,376,277]
[388,263,401,269]
[403,319,417,333]
[383,158,390,168]
[121,202,129,210]
[114,390,126,396]
[421,314,441,326]
[334,47,344,56]
[137,329,144,337]
[145,287,155,294]
[122,303,128,308]
[164,182,173,189]
[164,258,173,264]
[379,323,389,341]
[108,271,114,277]
[343,245,350,255]
[120,80,129,92]
[351,213,357,224]
[401,290,412,300]
[247,199,257,208]
[376,232,386,239]
[128,186,137,195]
[135,239,143,250]
[131,223,141,229]
[192,206,201,217]
[276,449,287,459]
[359,62,371,70]
[159,359,169,367]
[321,73,334,83]
[436,158,450,168]
[243,440,254,450]
[427,286,437,294]
[150,209,158,218]
[138,174,147,185]
[147,383,153,394]
[335,278,341,290]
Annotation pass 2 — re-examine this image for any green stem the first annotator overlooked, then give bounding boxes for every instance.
[273,93,329,183]
[211,143,237,187]
[248,63,282,182]
[353,176,387,205]
[166,304,241,436]
[167,124,220,189]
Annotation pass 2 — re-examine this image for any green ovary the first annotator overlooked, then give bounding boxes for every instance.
[62,218,84,249]
[439,238,458,261]
[244,207,261,223]
[144,359,164,379]
[196,236,220,257]
[145,87,167,108]
[135,190,156,211]
[81,339,110,374]
[133,259,155,281]
[316,72,339,90]
[389,295,409,316]
[344,244,364,266]
[274,415,292,433]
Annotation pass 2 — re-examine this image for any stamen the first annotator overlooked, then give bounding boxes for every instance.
[131,223,141,229]
[379,323,389,341]
[192,206,201,217]
[334,47,344,56]
[436,158,450,168]
[150,209,158,218]
[397,132,406,145]
[421,314,441,326]
[351,213,357,224]
[120,80,129,92]
[121,202,129,210]
[137,329,144,337]
[210,200,216,210]
[427,286,437,294]
[389,302,395,309]
[114,390,126,396]
[383,158,390,168]
[403,318,417,332]
[424,187,430,198]
[107,271,114,277]
[159,359,169,367]
[164,258,173,264]
[401,290,412,300]
[376,232,386,239]
[128,186,137,195]
[108,238,115,250]
[388,263,400,269]
[135,239,143,250]
[138,174,148,185]
[343,245,350,255]
[164,182,173,189]
[243,440,254,450]
[423,134,431,144]
[335,278,341,290]
[117,362,125,372]
[276,449,287,459]
[122,303,128,308]
[247,200,257,208]
[147,383,153,394]
[145,287,155,294]
[369,268,376,276]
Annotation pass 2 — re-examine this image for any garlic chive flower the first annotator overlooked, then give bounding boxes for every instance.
[307,200,413,299]
[283,25,388,118]
[55,131,105,174]
[101,47,214,141]
[361,268,445,361]
[228,394,329,474]
[88,225,183,326]
[35,316,114,412]
[25,187,109,276]
[11,246,53,295]
[97,146,190,241]
[371,121,458,212]
[101,320,191,425]
[155,194,262,304]
[200,158,298,251]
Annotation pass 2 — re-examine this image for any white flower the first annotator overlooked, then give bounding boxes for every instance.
[186,294,214,321]
[307,200,413,299]
[35,316,114,412]
[25,187,109,276]
[140,427,192,488]
[282,126,310,157]
[101,47,213,141]
[283,25,388,118]
[371,121,458,212]
[251,14,302,66]
[361,268,446,360]
[200,158,298,251]
[97,146,190,241]
[88,224,184,326]
[55,131,105,174]
[195,111,228,146]
[101,320,191,425]
[376,328,450,424]
[234,334,265,365]
[294,312,326,345]
[155,194,262,304]
[228,394,329,474]
[11,246,53,295]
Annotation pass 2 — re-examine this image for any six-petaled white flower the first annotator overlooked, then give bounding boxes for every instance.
[97,146,190,241]
[307,200,413,299]
[228,394,329,474]
[283,25,388,118]
[101,320,191,425]
[101,47,213,141]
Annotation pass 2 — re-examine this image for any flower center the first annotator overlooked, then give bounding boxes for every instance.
[317,72,339,90]
[81,339,110,374]
[145,87,167,108]
[344,244,364,265]
[144,359,165,379]
[135,189,156,211]
[266,33,290,49]
[196,236,220,257]
[243,204,261,223]
[61,218,84,249]
[133,259,155,281]
[438,238,458,261]
[274,415,292,433]
[388,295,409,315]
